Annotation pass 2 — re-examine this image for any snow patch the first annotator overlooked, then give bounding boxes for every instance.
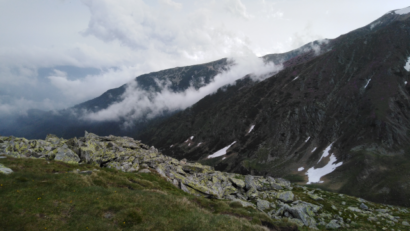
[395,6,410,15]
[364,79,371,89]
[370,21,380,30]
[170,145,173,148]
[311,147,317,152]
[292,76,299,81]
[405,56,410,72]
[317,143,333,163]
[196,142,202,147]
[222,157,226,160]
[185,136,195,142]
[298,167,304,171]
[188,143,191,146]
[405,81,408,85]
[247,125,255,134]
[208,141,236,158]
[306,154,343,184]
[305,136,310,142]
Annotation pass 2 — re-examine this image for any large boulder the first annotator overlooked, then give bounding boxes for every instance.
[0,163,13,175]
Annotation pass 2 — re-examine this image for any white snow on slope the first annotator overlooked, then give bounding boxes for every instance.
[306,154,343,184]
[395,6,410,15]
[247,125,255,134]
[370,21,380,30]
[311,147,317,152]
[298,167,304,171]
[317,143,333,163]
[364,79,371,89]
[405,56,410,72]
[185,136,194,142]
[292,76,299,81]
[197,142,202,147]
[208,141,236,158]
[405,81,408,85]
[305,136,310,142]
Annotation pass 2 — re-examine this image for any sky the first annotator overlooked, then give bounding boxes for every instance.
[0,0,409,117]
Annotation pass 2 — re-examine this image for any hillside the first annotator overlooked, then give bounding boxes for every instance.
[136,8,410,207]
[2,133,410,230]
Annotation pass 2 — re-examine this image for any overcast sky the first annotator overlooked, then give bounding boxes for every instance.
[0,0,409,116]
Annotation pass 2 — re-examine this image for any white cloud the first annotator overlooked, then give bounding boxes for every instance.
[224,0,251,19]
[83,49,283,126]
[160,0,182,10]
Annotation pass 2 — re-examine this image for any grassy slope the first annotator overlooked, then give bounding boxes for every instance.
[0,157,296,231]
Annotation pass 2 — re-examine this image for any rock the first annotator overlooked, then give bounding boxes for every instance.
[257,199,270,211]
[288,218,305,227]
[180,158,187,165]
[54,147,80,164]
[308,193,323,201]
[402,221,410,226]
[326,219,341,229]
[231,199,255,208]
[0,163,13,175]
[347,207,362,213]
[275,201,320,228]
[245,175,256,190]
[359,203,369,210]
[276,191,294,203]
[139,169,151,173]
[181,163,214,174]
[228,176,245,188]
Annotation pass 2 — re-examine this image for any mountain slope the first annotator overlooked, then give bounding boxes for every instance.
[136,8,410,206]
[0,39,326,140]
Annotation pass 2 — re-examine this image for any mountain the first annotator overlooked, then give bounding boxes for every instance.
[0,38,325,140]
[136,7,410,207]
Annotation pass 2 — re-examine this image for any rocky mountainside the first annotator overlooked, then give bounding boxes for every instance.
[136,8,410,207]
[1,133,410,230]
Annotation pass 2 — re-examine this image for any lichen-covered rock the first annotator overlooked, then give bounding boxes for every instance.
[276,191,294,203]
[0,163,13,174]
[229,176,245,188]
[257,199,270,211]
[275,201,320,228]
[326,219,341,229]
[54,147,80,164]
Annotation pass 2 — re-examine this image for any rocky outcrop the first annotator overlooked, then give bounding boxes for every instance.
[1,132,410,230]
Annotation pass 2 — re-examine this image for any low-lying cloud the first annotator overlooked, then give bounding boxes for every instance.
[83,50,283,127]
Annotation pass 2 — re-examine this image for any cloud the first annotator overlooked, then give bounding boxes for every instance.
[223,0,251,19]
[0,96,61,116]
[83,49,283,127]
[160,0,182,10]
[47,66,137,103]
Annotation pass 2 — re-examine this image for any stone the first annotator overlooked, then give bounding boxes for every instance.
[276,191,294,203]
[256,199,270,211]
[229,177,245,188]
[402,221,410,226]
[0,163,13,175]
[139,169,151,173]
[245,175,256,190]
[326,220,341,229]
[54,147,80,164]
[308,193,323,201]
[231,199,255,208]
[275,201,320,228]
[359,203,369,210]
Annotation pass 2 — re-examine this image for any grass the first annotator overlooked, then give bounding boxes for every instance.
[0,157,295,231]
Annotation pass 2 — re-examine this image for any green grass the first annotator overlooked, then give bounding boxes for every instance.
[0,157,294,231]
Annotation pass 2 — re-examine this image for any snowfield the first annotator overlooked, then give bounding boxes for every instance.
[395,6,410,15]
[306,154,343,184]
[207,141,236,158]
[405,56,410,72]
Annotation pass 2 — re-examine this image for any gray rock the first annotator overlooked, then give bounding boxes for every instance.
[139,169,151,173]
[275,201,320,227]
[245,175,256,190]
[231,199,255,208]
[276,191,294,203]
[326,220,341,229]
[402,221,410,226]
[0,163,13,175]
[54,147,80,164]
[256,199,270,211]
[359,203,369,210]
